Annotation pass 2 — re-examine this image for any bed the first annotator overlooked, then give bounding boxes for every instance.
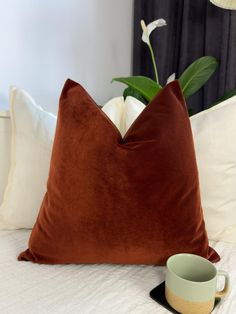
[0,230,235,313]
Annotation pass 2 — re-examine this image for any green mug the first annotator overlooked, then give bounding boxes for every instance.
[165,253,229,314]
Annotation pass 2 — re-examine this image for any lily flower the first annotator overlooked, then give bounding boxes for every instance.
[166,73,176,85]
[140,19,167,84]
[141,19,167,45]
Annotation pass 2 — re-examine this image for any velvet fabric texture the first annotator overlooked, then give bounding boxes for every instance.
[18,79,220,265]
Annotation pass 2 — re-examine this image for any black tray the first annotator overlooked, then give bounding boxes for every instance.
[150,281,221,313]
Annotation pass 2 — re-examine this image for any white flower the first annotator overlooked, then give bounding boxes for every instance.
[141,19,167,45]
[166,73,176,84]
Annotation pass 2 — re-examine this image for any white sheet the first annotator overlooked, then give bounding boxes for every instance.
[0,230,235,314]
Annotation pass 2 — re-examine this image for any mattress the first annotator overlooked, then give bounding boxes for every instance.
[0,230,235,314]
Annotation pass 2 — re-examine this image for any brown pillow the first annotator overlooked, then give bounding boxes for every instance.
[18,79,220,265]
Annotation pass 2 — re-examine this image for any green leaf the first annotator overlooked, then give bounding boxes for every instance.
[178,56,218,99]
[111,76,162,101]
[212,87,236,107]
[123,87,147,105]
[188,108,194,116]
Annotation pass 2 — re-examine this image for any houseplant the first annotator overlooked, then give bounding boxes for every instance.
[112,19,236,113]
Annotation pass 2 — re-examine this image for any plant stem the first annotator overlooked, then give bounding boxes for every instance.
[148,43,159,84]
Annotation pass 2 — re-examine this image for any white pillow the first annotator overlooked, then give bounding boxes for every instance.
[102,96,145,137]
[102,97,126,136]
[0,110,11,205]
[190,96,236,243]
[0,88,56,229]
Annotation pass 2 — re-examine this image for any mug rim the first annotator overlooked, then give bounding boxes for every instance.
[167,253,217,284]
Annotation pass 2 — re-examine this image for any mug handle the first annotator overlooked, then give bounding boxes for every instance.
[215,270,230,298]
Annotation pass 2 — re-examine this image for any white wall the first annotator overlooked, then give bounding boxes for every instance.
[0,0,133,113]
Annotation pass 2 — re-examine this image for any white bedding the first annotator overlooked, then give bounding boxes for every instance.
[0,231,235,314]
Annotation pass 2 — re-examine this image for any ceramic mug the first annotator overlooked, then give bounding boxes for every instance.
[165,253,229,314]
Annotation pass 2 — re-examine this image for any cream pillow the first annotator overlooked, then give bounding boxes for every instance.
[0,88,56,229]
[102,96,145,137]
[0,110,11,205]
[191,96,236,243]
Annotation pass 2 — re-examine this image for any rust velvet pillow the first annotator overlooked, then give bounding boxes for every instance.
[18,79,219,265]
